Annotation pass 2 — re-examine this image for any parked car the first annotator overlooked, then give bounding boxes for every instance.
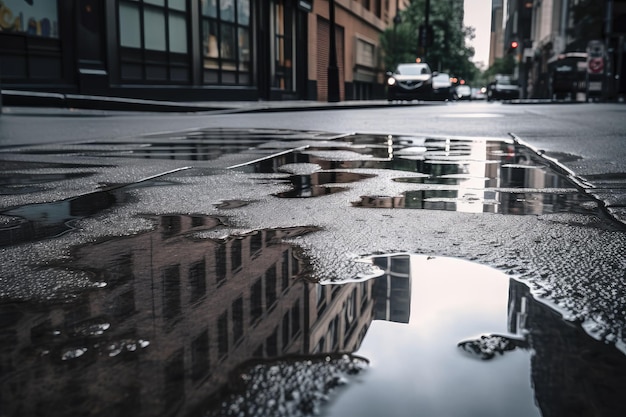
[455,85,472,100]
[487,75,520,101]
[471,87,487,100]
[387,63,434,101]
[431,73,454,101]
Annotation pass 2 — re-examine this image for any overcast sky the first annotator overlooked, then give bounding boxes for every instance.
[464,0,492,69]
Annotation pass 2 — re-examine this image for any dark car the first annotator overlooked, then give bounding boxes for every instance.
[487,75,520,101]
[387,63,434,101]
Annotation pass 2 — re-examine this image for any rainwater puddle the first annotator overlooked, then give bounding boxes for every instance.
[2,216,624,417]
[0,161,102,195]
[245,133,594,215]
[0,178,178,247]
[12,128,332,162]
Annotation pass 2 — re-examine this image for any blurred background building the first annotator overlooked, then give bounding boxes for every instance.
[491,0,626,100]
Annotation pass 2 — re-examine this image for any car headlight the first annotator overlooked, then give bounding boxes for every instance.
[387,77,396,86]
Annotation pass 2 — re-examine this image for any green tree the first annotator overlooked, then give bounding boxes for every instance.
[380,0,478,83]
[484,55,516,80]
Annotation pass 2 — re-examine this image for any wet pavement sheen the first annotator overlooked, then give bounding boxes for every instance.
[1,129,625,417]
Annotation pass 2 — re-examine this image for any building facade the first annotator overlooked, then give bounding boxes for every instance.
[493,0,626,100]
[0,0,404,103]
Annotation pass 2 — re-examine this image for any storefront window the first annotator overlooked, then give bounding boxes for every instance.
[144,8,167,51]
[272,0,294,91]
[201,0,251,85]
[0,0,59,38]
[118,0,190,82]
[120,3,141,48]
[169,14,188,53]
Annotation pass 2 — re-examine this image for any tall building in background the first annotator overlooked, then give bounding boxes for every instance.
[0,0,409,104]
[489,0,505,67]
[498,0,626,100]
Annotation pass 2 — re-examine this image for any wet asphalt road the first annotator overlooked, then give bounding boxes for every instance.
[1,100,626,417]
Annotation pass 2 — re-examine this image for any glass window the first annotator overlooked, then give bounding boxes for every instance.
[220,0,235,22]
[0,0,59,38]
[238,28,250,71]
[237,0,250,25]
[169,0,187,11]
[221,23,236,61]
[272,0,294,91]
[120,3,141,47]
[169,14,188,53]
[201,0,218,17]
[118,0,191,83]
[201,0,251,85]
[144,8,167,51]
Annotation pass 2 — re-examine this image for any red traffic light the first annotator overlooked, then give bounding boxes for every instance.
[510,41,519,49]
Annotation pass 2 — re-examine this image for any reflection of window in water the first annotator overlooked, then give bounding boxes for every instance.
[266,265,278,308]
[189,260,207,302]
[231,238,242,272]
[215,245,226,285]
[233,296,244,343]
[191,330,210,381]
[218,310,229,359]
[250,277,263,324]
[163,264,181,321]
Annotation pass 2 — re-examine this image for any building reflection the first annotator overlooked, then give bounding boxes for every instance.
[508,279,626,417]
[0,215,411,417]
[241,133,588,215]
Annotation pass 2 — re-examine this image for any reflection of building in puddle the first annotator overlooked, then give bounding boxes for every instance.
[507,279,626,416]
[243,133,591,215]
[371,255,411,323]
[349,138,590,215]
[274,171,375,198]
[0,217,412,417]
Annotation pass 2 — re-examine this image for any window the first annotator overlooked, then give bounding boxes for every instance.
[189,260,206,302]
[265,265,277,308]
[118,0,190,82]
[272,0,294,90]
[250,277,263,324]
[232,296,244,343]
[231,238,242,272]
[191,330,210,381]
[163,265,181,321]
[201,0,251,85]
[0,0,59,38]
[218,310,229,358]
[215,245,227,285]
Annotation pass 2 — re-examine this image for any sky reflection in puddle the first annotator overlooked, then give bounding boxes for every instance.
[2,215,624,417]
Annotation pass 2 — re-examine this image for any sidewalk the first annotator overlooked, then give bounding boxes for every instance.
[0,89,410,114]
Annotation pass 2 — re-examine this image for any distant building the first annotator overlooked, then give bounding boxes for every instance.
[494,0,626,100]
[0,0,410,103]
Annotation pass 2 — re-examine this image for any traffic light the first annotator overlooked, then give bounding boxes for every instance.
[510,41,519,50]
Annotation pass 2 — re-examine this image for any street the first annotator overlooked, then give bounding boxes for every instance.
[1,100,626,416]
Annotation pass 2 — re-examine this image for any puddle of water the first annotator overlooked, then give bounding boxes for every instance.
[0,178,177,247]
[0,172,96,195]
[14,128,332,162]
[246,134,595,215]
[274,172,375,198]
[2,217,625,417]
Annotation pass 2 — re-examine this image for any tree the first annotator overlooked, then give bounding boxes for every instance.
[380,0,478,83]
[484,55,516,80]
